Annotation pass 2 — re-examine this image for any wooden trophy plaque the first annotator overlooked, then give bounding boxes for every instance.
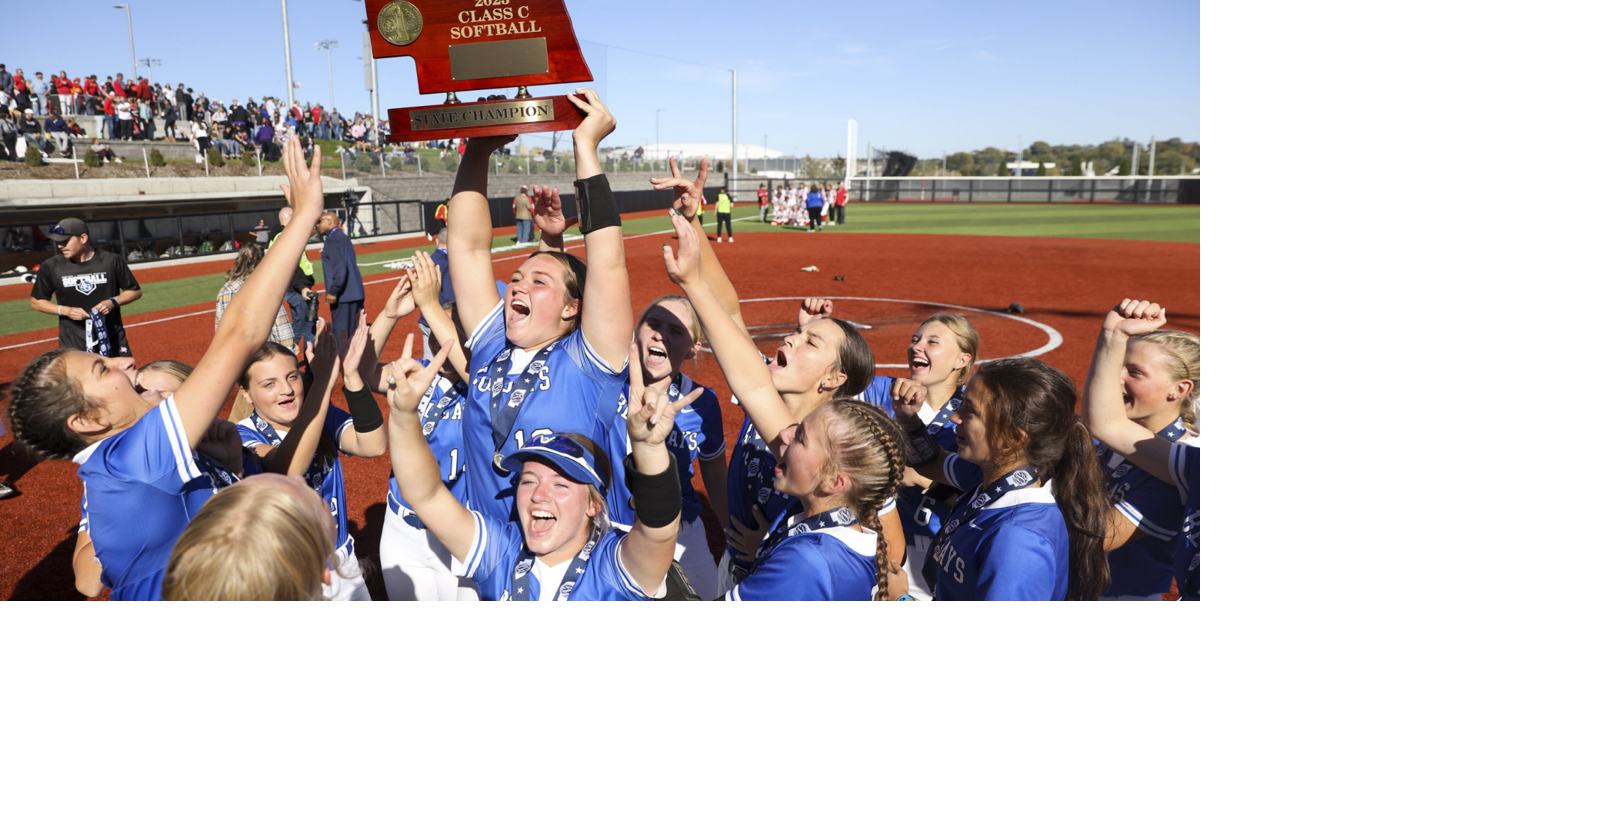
[363,0,593,142]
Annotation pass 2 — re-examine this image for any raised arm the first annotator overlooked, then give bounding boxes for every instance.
[365,272,417,390]
[530,185,571,254]
[176,134,322,449]
[618,341,700,592]
[652,157,747,333]
[567,89,630,370]
[386,338,475,561]
[1084,299,1177,481]
[661,212,795,445]
[405,251,472,382]
[447,134,516,338]
[336,319,388,458]
[700,451,730,535]
[889,378,957,487]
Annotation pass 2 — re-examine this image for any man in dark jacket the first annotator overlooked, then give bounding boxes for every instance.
[316,210,365,339]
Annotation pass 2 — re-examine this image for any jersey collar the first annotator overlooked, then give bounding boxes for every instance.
[783,510,878,556]
[987,481,1055,510]
[71,438,105,466]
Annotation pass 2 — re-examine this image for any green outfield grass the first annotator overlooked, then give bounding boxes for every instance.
[1,204,1195,338]
[773,203,1200,242]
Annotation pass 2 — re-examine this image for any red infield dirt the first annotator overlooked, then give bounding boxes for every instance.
[0,222,1198,600]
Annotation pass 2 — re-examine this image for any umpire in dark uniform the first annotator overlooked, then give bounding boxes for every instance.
[315,210,364,340]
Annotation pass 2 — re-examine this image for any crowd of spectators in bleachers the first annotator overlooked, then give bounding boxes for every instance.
[0,61,390,164]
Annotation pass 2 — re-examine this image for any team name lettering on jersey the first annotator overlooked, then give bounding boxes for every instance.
[67,272,110,294]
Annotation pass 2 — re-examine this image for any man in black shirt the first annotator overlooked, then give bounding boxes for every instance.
[29,218,143,355]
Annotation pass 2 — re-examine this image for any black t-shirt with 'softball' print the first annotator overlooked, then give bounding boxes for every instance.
[30,249,140,352]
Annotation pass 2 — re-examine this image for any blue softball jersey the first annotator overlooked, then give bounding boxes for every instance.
[1097,420,1196,598]
[386,366,470,512]
[75,399,246,601]
[725,515,879,601]
[462,301,628,524]
[461,511,657,601]
[610,372,725,528]
[930,455,1072,601]
[1171,441,1200,600]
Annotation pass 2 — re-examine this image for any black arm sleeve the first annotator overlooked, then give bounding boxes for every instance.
[343,384,383,434]
[624,453,682,529]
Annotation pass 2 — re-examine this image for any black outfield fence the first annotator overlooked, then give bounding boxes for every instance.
[845,177,1199,204]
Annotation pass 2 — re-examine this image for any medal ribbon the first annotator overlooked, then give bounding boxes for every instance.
[510,523,603,601]
[925,465,1041,598]
[487,340,559,452]
[733,506,860,585]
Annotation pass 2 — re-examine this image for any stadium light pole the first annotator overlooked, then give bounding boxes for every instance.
[280,0,296,110]
[655,108,664,172]
[730,69,738,199]
[112,5,137,82]
[315,40,339,109]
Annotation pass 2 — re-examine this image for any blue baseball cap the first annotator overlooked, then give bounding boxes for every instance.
[501,433,606,492]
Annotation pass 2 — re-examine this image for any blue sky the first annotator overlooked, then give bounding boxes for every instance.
[4,0,1196,158]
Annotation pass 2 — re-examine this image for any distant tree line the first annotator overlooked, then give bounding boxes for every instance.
[885,138,1200,177]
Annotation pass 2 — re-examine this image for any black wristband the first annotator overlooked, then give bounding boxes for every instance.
[624,452,681,529]
[573,173,621,232]
[343,384,383,433]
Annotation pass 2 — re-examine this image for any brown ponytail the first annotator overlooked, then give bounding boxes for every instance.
[1055,419,1110,600]
[968,358,1112,600]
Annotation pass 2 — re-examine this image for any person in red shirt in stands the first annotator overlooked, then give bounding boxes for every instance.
[112,74,128,97]
[135,77,150,101]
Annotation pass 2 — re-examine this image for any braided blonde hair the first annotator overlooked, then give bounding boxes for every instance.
[816,400,909,600]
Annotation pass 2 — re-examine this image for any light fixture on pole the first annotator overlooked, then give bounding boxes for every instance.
[315,40,339,108]
[137,58,161,71]
[112,4,137,82]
